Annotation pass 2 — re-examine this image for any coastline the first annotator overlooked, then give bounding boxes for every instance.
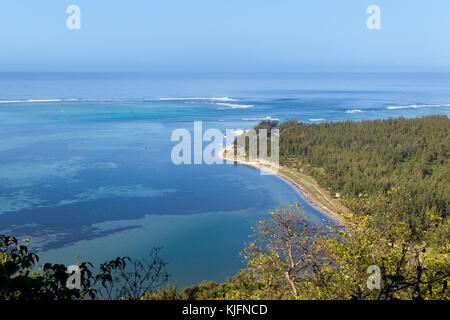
[219,144,346,226]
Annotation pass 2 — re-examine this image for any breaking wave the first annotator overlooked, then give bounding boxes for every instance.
[309,118,326,122]
[0,97,238,104]
[387,104,450,110]
[216,103,254,109]
[346,109,363,114]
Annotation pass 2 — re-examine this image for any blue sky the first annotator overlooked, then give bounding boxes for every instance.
[0,0,449,72]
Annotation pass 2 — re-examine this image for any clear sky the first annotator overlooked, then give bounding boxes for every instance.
[0,0,449,72]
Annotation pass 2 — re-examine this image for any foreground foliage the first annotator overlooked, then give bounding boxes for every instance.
[145,191,449,300]
[0,236,168,300]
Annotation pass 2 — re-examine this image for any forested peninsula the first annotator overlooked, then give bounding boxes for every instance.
[2,116,449,300]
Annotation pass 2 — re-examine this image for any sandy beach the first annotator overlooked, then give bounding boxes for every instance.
[219,144,345,226]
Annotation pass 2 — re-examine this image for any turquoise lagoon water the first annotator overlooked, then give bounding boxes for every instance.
[0,73,449,286]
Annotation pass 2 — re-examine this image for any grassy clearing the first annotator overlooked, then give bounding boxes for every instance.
[278,166,348,218]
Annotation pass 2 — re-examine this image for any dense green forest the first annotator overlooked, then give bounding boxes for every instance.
[276,116,449,219]
[148,116,449,300]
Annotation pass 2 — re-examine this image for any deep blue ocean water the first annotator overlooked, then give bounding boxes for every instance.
[0,73,449,286]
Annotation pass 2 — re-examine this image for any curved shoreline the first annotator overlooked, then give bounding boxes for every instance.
[219,145,345,226]
[273,168,345,225]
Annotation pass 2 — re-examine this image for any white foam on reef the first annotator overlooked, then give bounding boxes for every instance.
[0,100,26,104]
[241,116,279,121]
[216,103,254,109]
[0,99,72,104]
[0,97,238,104]
[346,109,363,114]
[387,104,449,110]
[158,97,236,102]
[27,99,62,102]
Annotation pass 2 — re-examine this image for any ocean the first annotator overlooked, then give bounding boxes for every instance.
[0,72,449,287]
